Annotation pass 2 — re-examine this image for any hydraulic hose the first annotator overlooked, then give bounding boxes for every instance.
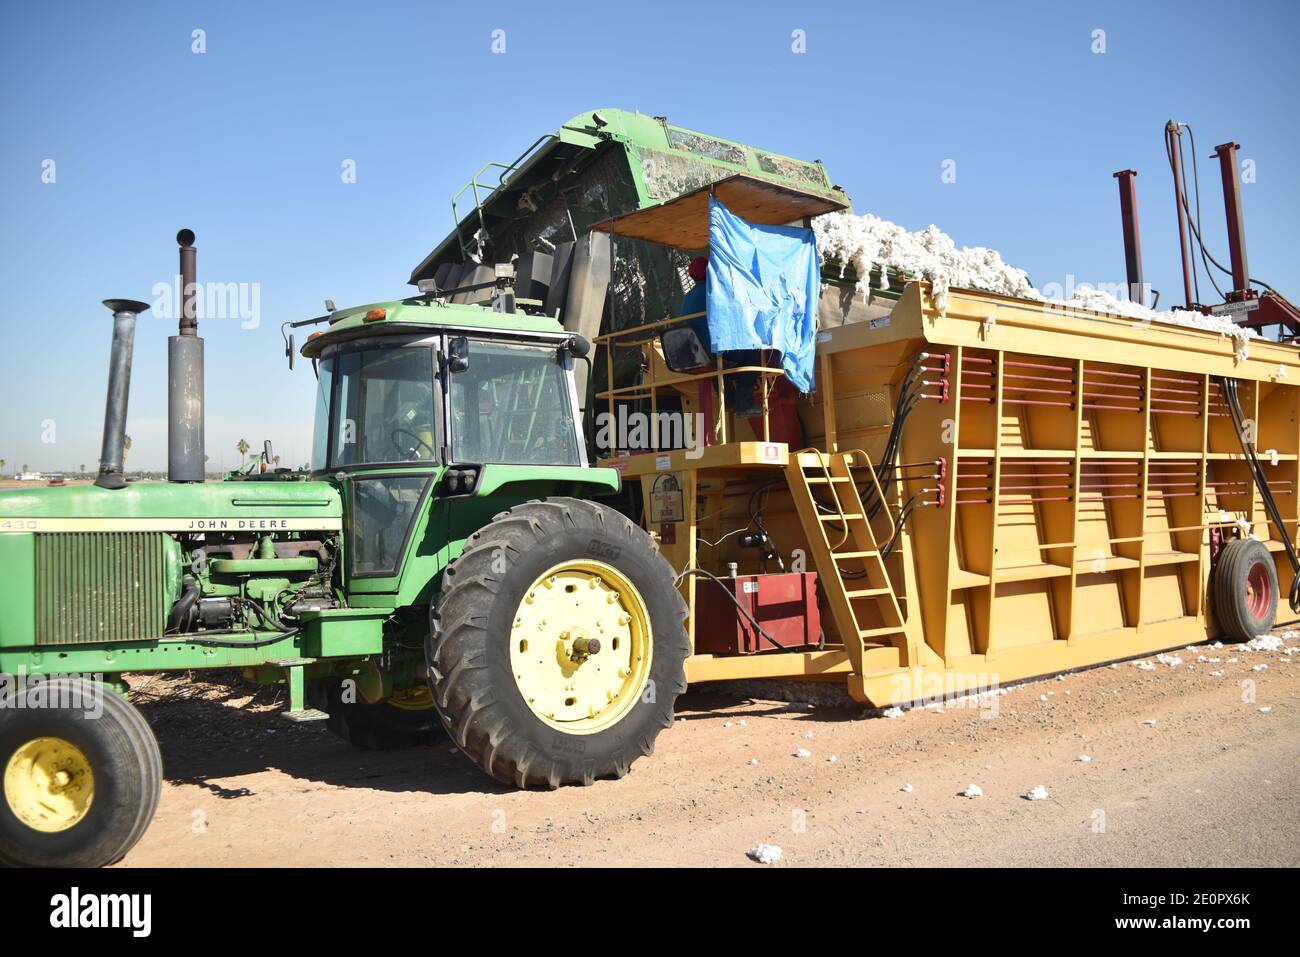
[164,594,300,648]
[675,567,804,653]
[1218,376,1300,612]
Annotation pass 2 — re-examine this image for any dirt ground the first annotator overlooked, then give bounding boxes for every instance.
[118,629,1300,868]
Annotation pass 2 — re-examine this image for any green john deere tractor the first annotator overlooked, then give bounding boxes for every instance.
[1,108,835,866]
[0,238,688,868]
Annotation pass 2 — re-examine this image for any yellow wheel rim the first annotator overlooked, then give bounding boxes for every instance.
[386,685,435,712]
[4,736,95,833]
[510,559,653,735]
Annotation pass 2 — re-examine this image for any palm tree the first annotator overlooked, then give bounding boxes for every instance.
[79,463,86,477]
[123,435,132,460]
[0,458,6,475]
[236,438,250,465]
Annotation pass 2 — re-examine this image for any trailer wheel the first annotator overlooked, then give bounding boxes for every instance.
[428,498,689,788]
[0,678,161,868]
[1214,538,1278,640]
[311,679,443,750]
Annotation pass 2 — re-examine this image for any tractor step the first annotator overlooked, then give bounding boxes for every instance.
[282,708,330,724]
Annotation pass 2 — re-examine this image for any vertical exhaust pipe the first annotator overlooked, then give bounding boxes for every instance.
[95,299,150,490]
[1112,169,1145,307]
[169,228,206,482]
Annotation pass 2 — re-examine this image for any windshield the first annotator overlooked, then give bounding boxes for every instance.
[448,339,580,465]
[312,344,437,469]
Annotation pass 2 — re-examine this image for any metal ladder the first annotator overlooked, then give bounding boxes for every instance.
[785,449,908,673]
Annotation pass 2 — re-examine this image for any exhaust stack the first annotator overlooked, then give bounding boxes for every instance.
[95,299,149,490]
[168,228,206,482]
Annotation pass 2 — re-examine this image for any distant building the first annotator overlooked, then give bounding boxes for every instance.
[16,472,43,482]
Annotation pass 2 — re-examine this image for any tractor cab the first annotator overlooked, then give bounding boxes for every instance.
[298,291,601,579]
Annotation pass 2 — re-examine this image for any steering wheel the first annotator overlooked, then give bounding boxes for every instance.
[391,427,436,461]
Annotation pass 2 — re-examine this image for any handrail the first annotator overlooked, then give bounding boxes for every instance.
[450,134,555,260]
[797,449,850,549]
[594,363,785,399]
[847,449,897,544]
[593,311,705,344]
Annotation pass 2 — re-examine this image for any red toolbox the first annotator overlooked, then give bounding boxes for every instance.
[694,572,821,655]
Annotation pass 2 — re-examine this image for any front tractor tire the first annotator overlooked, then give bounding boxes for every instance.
[428,498,689,788]
[0,678,161,868]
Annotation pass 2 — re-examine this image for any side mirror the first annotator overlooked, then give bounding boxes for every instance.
[662,327,712,373]
[564,334,591,359]
[286,333,295,370]
[448,336,470,373]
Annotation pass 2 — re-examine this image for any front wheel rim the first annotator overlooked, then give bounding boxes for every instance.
[4,736,95,833]
[509,559,653,735]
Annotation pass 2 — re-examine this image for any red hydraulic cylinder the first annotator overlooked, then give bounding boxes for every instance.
[1214,141,1251,300]
[1113,169,1145,306]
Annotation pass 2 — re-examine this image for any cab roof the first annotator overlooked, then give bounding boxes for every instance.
[299,297,565,359]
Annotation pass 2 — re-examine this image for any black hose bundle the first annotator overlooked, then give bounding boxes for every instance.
[1218,376,1300,612]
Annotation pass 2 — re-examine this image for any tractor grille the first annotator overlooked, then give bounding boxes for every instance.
[34,532,171,646]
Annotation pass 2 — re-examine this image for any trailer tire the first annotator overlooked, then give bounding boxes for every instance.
[311,679,442,750]
[1214,538,1278,641]
[427,498,689,789]
[0,678,161,868]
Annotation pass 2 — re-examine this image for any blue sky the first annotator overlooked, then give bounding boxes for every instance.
[2,0,1297,472]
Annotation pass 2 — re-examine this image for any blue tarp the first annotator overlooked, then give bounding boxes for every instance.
[705,197,821,393]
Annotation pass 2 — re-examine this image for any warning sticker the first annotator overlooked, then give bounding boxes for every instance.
[649,472,685,524]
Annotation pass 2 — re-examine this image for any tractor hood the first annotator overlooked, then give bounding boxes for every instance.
[0,480,342,533]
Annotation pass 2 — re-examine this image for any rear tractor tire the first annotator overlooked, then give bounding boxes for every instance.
[311,679,443,750]
[1214,538,1279,641]
[0,678,161,868]
[428,498,689,788]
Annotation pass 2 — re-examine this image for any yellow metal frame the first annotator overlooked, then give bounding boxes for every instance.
[596,281,1300,706]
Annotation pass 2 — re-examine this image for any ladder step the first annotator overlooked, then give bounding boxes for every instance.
[845,587,892,598]
[859,625,907,638]
[804,476,851,484]
[819,512,864,521]
[831,550,878,560]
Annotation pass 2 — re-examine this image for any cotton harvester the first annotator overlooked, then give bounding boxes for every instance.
[1,109,1294,868]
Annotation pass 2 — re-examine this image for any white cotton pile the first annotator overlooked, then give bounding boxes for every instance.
[1023,785,1049,801]
[814,212,1037,314]
[813,211,1259,360]
[962,783,984,798]
[746,843,783,865]
[1243,635,1283,653]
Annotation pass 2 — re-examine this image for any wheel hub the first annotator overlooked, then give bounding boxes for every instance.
[4,736,95,833]
[1246,560,1273,618]
[510,559,652,734]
